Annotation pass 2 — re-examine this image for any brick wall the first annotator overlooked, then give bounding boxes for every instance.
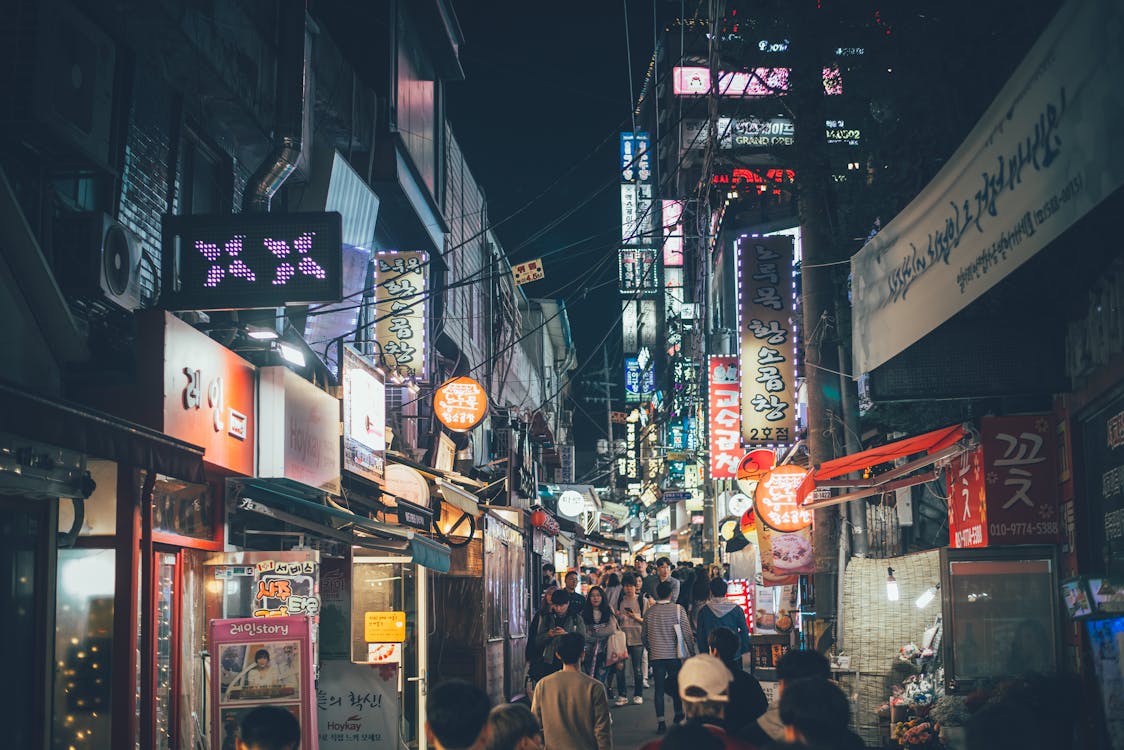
[838,550,941,745]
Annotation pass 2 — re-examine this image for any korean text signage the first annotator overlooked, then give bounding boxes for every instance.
[947,447,988,548]
[433,376,487,431]
[259,367,342,494]
[619,249,659,295]
[621,184,655,244]
[211,616,316,750]
[163,211,342,310]
[708,356,741,479]
[622,299,658,352]
[374,251,427,379]
[738,235,796,445]
[342,346,386,482]
[317,661,399,749]
[160,312,255,474]
[662,200,684,266]
[620,132,652,183]
[724,579,754,634]
[363,611,406,642]
[981,415,1059,545]
[754,465,812,532]
[851,0,1124,374]
[1082,390,1124,577]
[624,357,656,403]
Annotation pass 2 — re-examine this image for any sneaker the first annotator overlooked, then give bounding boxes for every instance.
[673,714,684,726]
[643,679,650,689]
[614,696,629,707]
[656,721,667,734]
[632,696,644,705]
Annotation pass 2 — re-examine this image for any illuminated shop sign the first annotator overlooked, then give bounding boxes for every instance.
[708,355,742,479]
[662,200,684,266]
[341,345,386,482]
[621,183,655,244]
[374,251,427,380]
[737,235,796,446]
[712,168,795,195]
[162,211,343,310]
[620,132,652,183]
[618,249,659,295]
[683,118,860,151]
[624,357,656,403]
[672,65,842,97]
[622,299,659,351]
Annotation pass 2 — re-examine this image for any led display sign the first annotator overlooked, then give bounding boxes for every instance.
[162,211,343,310]
[672,66,842,97]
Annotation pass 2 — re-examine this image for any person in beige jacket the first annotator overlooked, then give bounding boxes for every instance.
[531,632,612,750]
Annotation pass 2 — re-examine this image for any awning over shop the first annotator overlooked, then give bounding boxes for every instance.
[236,479,450,572]
[434,478,482,518]
[798,424,971,510]
[0,380,206,483]
[576,532,631,553]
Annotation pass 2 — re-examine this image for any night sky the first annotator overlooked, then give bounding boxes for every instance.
[447,2,660,461]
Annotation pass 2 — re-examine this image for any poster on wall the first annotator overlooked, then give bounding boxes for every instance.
[252,557,322,669]
[757,522,812,586]
[981,414,1059,545]
[738,235,796,445]
[708,356,742,479]
[317,660,400,749]
[211,616,316,750]
[374,250,427,380]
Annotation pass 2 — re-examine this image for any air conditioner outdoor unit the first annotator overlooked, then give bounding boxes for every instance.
[54,213,145,312]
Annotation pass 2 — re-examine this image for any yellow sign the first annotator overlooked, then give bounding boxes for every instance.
[364,611,407,642]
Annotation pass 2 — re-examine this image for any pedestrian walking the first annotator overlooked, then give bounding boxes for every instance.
[542,562,557,590]
[637,654,757,750]
[531,632,613,750]
[426,679,492,750]
[527,585,559,683]
[485,703,545,750]
[533,589,587,679]
[234,705,301,750]
[695,578,751,660]
[778,678,865,750]
[613,573,646,705]
[642,557,681,604]
[603,573,623,611]
[707,627,767,733]
[562,570,585,617]
[581,585,619,687]
[736,649,831,746]
[642,579,697,733]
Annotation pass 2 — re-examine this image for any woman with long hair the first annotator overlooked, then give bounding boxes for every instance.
[581,585,618,688]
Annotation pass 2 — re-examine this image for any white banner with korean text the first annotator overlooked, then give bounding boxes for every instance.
[851,0,1124,375]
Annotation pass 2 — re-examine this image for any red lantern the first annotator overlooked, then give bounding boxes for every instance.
[531,509,548,528]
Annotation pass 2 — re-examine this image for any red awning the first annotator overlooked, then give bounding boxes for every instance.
[798,424,969,508]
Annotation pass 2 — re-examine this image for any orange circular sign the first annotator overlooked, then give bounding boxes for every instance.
[753,465,813,532]
[433,376,488,432]
[736,449,776,481]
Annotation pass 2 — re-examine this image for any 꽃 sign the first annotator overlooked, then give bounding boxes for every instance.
[432,377,487,432]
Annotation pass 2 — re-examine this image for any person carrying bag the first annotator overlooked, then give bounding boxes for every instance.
[641,578,698,733]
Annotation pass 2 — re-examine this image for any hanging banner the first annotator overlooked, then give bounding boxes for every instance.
[622,299,660,352]
[739,235,796,445]
[851,0,1124,374]
[947,447,988,548]
[981,414,1060,545]
[374,251,427,380]
[317,660,400,749]
[618,249,659,295]
[620,131,652,183]
[432,376,488,432]
[624,357,656,403]
[708,356,742,479]
[211,616,317,750]
[757,522,811,586]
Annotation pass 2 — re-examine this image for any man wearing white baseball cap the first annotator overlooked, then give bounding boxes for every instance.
[638,654,758,750]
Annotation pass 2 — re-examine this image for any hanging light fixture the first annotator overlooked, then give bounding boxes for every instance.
[916,584,940,609]
[886,566,899,601]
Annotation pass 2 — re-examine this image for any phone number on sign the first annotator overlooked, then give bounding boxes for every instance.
[989,522,1058,537]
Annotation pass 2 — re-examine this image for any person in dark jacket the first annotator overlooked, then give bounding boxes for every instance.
[708,627,768,733]
[778,677,866,750]
[696,578,752,659]
[533,589,587,679]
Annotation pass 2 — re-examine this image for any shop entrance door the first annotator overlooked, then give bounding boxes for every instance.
[351,556,427,750]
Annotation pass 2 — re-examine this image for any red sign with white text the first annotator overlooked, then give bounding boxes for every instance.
[725,578,754,634]
[709,356,742,479]
[981,414,1060,545]
[947,447,988,548]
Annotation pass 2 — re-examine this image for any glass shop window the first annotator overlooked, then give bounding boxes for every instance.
[53,548,116,750]
[149,475,214,542]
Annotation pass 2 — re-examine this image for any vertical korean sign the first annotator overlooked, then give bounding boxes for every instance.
[738,235,796,445]
[374,251,427,380]
[211,616,316,750]
[708,356,742,479]
[981,414,1060,545]
[947,447,988,548]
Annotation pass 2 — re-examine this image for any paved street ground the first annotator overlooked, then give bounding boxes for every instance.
[605,682,671,750]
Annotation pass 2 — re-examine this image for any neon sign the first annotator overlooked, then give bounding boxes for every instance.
[162,211,343,310]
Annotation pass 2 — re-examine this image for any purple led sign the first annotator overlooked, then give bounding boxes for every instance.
[162,212,342,310]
